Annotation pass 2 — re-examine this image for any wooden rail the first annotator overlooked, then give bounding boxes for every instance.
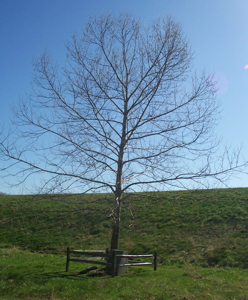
[65,247,157,276]
[111,251,157,277]
[66,247,108,272]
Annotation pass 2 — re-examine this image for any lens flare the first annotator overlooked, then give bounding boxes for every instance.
[210,71,228,95]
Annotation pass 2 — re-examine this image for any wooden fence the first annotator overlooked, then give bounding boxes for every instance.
[65,247,157,276]
[111,251,157,277]
[66,248,108,272]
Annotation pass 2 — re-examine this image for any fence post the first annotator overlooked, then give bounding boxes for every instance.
[66,247,70,272]
[154,252,157,271]
[105,248,109,262]
[112,250,116,277]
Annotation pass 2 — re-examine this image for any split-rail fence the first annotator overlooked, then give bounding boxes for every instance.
[66,247,157,276]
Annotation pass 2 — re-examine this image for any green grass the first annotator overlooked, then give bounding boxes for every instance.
[1,247,248,300]
[1,188,248,299]
[2,188,248,267]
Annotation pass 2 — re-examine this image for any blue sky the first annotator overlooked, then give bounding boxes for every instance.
[1,0,248,193]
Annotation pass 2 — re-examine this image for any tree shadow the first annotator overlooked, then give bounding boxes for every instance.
[41,267,110,280]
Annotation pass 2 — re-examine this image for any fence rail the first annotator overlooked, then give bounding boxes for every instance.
[65,247,157,276]
[66,247,108,271]
[111,251,157,276]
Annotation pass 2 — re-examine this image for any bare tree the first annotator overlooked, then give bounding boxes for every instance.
[0,14,246,249]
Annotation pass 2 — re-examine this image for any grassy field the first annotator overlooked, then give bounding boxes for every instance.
[1,188,248,299]
[2,247,248,300]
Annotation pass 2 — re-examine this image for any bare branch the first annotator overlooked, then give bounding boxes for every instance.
[1,13,246,250]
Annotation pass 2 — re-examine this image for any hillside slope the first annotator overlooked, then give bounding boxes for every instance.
[1,188,248,268]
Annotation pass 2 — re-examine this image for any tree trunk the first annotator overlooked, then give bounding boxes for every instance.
[110,95,127,249]
[110,197,121,250]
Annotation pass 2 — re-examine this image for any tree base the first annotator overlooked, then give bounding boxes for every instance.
[106,249,128,276]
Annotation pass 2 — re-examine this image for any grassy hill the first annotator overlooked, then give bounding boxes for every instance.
[1,188,248,268]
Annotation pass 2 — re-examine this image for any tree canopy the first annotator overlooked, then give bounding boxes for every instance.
[0,14,246,249]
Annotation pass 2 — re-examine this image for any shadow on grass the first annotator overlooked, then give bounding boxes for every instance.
[40,267,111,280]
[41,266,149,280]
[3,265,152,284]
